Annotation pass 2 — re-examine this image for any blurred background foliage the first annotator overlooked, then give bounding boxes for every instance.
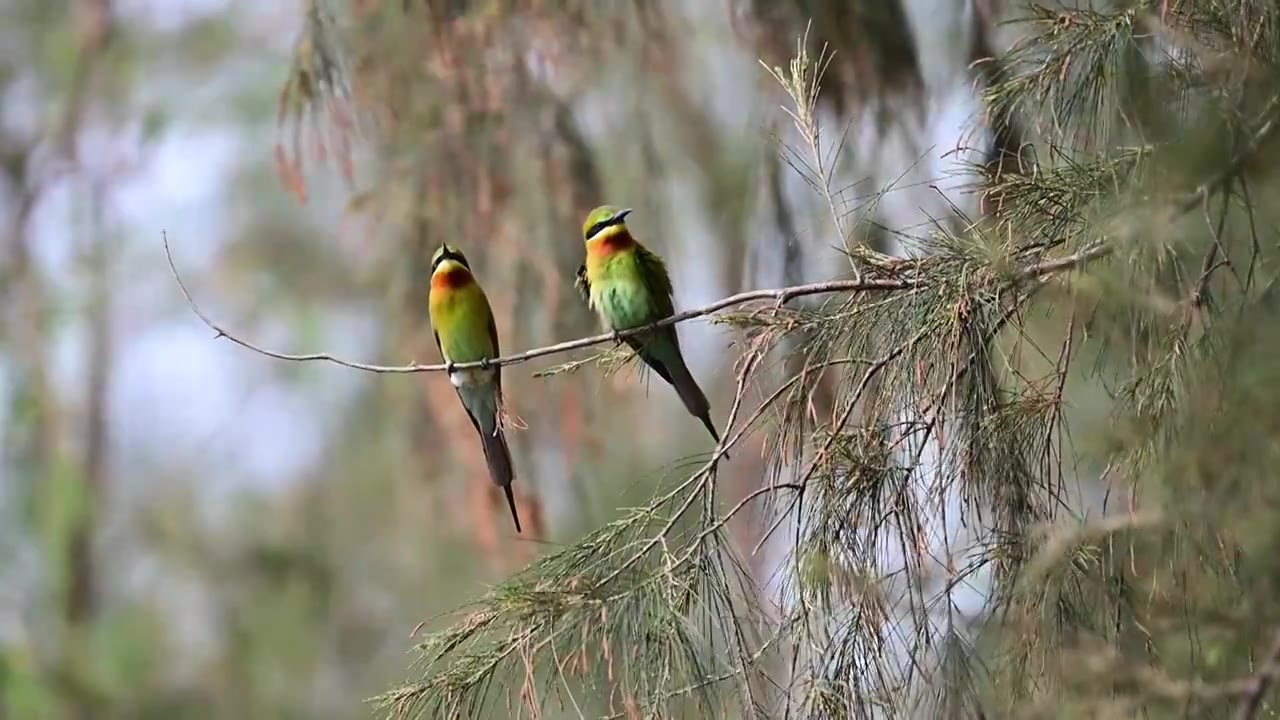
[2,0,1280,718]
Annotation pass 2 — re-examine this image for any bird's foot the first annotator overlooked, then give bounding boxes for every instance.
[479,358,493,371]
[611,329,625,345]
[444,360,457,375]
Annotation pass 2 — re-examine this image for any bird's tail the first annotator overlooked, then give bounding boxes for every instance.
[649,335,724,448]
[460,385,522,533]
[479,426,521,533]
[668,361,723,446]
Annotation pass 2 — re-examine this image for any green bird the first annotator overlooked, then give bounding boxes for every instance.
[575,205,723,445]
[428,244,521,533]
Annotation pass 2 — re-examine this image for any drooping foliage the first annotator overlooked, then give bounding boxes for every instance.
[275,1,1280,718]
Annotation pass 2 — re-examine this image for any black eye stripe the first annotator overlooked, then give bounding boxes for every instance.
[586,215,629,240]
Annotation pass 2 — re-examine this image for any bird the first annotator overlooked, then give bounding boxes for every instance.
[574,205,723,445]
[427,243,521,533]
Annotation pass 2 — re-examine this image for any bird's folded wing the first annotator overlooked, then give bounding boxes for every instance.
[634,245,675,317]
[574,265,591,305]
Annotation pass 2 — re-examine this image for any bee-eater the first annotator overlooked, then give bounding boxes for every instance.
[428,244,521,533]
[575,205,723,444]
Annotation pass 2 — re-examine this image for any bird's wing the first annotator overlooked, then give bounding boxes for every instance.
[634,244,676,318]
[486,305,502,392]
[574,264,591,306]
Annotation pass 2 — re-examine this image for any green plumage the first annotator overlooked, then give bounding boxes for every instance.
[429,245,522,533]
[577,206,723,446]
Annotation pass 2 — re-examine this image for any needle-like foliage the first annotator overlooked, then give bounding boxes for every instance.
[270,1,1280,718]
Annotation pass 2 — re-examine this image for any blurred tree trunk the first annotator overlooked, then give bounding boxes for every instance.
[61,177,115,720]
[55,3,114,718]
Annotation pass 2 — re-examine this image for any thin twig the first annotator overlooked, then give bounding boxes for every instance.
[163,232,1113,376]
[750,328,928,557]
[1177,93,1280,215]
[164,231,915,374]
[1021,242,1113,276]
[595,351,763,593]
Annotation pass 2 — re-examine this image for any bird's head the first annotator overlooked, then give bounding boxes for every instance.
[430,244,474,290]
[431,243,472,271]
[582,205,633,245]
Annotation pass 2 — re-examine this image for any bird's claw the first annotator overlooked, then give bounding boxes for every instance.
[444,360,457,375]
[611,330,625,345]
[479,358,493,371]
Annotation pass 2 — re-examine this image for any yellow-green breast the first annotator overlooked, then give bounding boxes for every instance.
[429,262,498,363]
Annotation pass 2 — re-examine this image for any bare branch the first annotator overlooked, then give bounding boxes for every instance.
[162,231,1117,376]
[1023,242,1113,276]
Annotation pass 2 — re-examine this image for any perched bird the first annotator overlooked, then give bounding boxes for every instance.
[427,244,521,533]
[575,205,722,445]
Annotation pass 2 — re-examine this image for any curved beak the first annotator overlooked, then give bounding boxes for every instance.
[615,208,633,222]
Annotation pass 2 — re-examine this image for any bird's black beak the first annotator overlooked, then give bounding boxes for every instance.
[433,245,470,271]
[614,208,633,223]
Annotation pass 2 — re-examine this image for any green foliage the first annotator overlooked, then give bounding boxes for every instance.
[362,0,1280,717]
[991,4,1146,147]
[7,0,1280,718]
[380,478,766,719]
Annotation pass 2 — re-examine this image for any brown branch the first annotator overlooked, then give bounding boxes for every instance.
[1233,629,1280,720]
[163,231,1111,375]
[1023,242,1113,276]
